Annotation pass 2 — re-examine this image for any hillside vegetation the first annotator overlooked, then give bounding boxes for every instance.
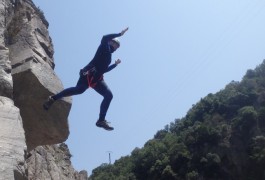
[89,60,265,180]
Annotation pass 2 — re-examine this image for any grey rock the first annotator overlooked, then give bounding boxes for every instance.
[12,57,72,151]
[0,0,88,179]
[79,171,89,180]
[5,0,72,150]
[0,0,12,98]
[0,96,26,180]
[6,0,54,68]
[0,47,13,98]
[27,144,88,180]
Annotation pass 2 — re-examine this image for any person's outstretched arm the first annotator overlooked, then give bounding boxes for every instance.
[101,27,129,44]
[105,59,121,73]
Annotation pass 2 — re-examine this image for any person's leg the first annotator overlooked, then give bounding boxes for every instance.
[93,80,114,130]
[93,80,113,121]
[43,75,88,110]
[52,75,88,100]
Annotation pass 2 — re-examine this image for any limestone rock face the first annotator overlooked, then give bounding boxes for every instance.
[5,0,72,150]
[27,144,88,180]
[0,0,88,179]
[0,96,27,180]
[0,48,12,98]
[0,1,12,99]
[12,59,71,151]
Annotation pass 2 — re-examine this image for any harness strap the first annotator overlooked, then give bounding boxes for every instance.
[86,70,103,88]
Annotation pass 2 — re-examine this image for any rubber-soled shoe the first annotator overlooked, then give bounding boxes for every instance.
[96,120,114,131]
[43,96,55,110]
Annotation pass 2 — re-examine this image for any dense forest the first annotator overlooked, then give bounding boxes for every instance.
[89,60,265,180]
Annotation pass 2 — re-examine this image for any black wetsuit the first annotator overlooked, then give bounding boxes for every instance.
[52,33,122,121]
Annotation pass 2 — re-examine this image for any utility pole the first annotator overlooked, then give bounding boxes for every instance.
[106,151,112,164]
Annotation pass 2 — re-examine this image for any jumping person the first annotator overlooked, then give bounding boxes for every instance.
[43,27,129,131]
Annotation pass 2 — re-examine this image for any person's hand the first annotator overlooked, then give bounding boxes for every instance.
[115,59,121,65]
[121,27,129,36]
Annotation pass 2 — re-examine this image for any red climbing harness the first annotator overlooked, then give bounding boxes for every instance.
[86,70,103,88]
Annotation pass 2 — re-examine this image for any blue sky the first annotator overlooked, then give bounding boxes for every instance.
[33,0,265,174]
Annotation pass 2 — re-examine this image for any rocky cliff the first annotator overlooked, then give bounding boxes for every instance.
[26,144,88,180]
[0,0,87,179]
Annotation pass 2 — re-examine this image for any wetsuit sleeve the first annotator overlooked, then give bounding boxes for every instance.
[105,64,117,73]
[101,33,122,44]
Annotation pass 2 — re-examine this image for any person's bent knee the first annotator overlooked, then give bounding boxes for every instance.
[105,91,113,100]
